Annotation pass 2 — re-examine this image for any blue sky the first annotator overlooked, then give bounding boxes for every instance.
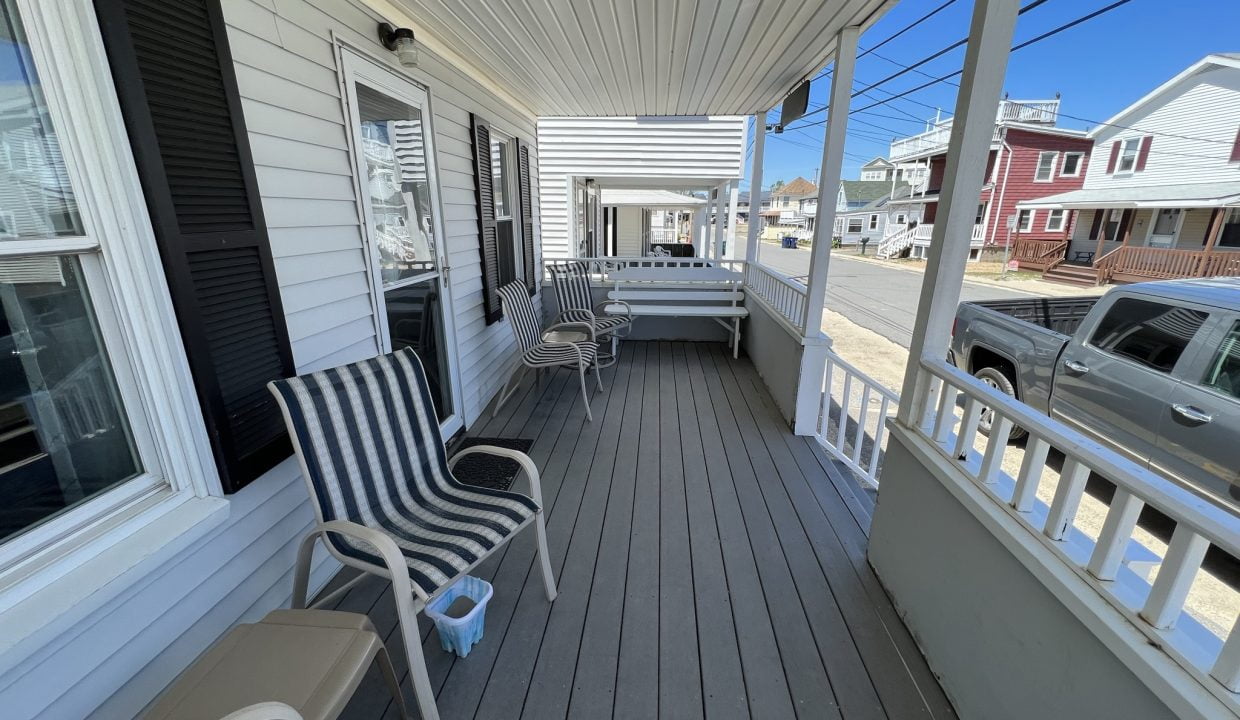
[749,0,1240,189]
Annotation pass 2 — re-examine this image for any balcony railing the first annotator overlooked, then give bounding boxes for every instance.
[890,99,1060,161]
[1011,238,1069,271]
[910,358,1240,705]
[816,350,900,487]
[744,263,807,335]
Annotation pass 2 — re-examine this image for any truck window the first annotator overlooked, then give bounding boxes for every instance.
[1202,322,1240,399]
[1088,298,1208,373]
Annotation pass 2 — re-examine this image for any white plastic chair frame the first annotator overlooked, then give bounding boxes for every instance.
[494,317,606,423]
[549,265,633,368]
[287,445,557,720]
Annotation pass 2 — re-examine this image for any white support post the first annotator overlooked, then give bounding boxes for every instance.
[747,111,766,264]
[695,200,707,257]
[801,25,859,337]
[726,182,739,260]
[711,182,726,259]
[895,0,1020,426]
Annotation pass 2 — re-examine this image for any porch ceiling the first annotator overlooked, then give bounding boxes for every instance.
[375,0,890,116]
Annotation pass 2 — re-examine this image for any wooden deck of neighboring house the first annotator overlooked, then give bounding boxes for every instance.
[322,341,955,720]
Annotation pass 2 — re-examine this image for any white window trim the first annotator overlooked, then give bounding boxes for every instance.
[1044,208,1066,232]
[0,0,223,624]
[1060,151,1084,178]
[1034,150,1058,182]
[868,214,879,230]
[1116,137,1142,175]
[846,218,863,233]
[1018,208,1036,232]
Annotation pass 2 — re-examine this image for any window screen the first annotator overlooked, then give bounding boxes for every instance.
[1089,298,1208,373]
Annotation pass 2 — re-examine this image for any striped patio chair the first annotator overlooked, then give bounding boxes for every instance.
[549,261,631,367]
[268,348,557,720]
[495,280,604,421]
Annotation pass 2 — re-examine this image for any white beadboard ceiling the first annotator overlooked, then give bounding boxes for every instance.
[381,0,892,116]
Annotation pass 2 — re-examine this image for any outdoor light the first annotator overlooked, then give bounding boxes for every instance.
[378,23,418,67]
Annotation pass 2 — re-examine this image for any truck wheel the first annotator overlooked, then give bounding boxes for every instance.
[974,366,1028,441]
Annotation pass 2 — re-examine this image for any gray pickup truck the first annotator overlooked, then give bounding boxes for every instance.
[950,278,1240,513]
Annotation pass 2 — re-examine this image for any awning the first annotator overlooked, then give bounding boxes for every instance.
[599,188,705,208]
[1018,182,1240,210]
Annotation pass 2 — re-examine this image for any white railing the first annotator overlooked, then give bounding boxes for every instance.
[644,228,679,245]
[542,256,746,281]
[903,223,987,245]
[890,124,954,161]
[911,358,1240,706]
[890,99,1060,161]
[816,350,900,487]
[745,263,807,335]
[997,98,1060,124]
[877,224,918,259]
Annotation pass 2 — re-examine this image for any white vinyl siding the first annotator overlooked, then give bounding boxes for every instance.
[1084,64,1240,189]
[14,1,543,717]
[537,116,745,258]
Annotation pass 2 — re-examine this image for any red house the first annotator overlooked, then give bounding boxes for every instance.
[878,99,1094,262]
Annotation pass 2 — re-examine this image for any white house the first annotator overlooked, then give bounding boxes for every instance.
[1021,54,1240,283]
[536,116,746,258]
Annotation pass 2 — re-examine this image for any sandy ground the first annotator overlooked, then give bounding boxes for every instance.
[821,309,1239,638]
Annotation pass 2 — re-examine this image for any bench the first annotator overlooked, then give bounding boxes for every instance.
[604,267,748,358]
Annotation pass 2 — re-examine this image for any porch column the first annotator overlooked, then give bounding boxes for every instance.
[726,182,740,259]
[896,0,1020,426]
[1204,207,1224,253]
[801,25,860,336]
[747,111,767,264]
[711,182,727,258]
[695,197,708,256]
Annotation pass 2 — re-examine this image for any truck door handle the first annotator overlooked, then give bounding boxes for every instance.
[1063,359,1090,374]
[1171,404,1213,424]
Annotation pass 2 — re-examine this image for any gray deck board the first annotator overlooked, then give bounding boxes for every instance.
[326,341,955,720]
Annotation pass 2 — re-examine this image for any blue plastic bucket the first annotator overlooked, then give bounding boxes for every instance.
[425,575,493,658]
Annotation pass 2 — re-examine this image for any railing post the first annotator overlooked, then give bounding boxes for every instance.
[801,25,859,337]
[711,181,727,259]
[726,182,740,260]
[747,111,766,265]
[896,0,1020,427]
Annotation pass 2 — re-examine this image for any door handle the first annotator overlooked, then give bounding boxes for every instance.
[1171,403,1213,424]
[1063,359,1090,374]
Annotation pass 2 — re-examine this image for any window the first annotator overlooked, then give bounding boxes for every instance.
[1090,298,1208,373]
[489,133,521,286]
[1034,151,1057,181]
[975,203,987,226]
[1017,208,1035,232]
[868,214,879,230]
[1060,152,1083,177]
[895,213,906,225]
[1117,137,1142,173]
[1220,208,1240,248]
[1102,208,1125,242]
[846,218,863,233]
[1044,209,1066,232]
[1202,322,1240,399]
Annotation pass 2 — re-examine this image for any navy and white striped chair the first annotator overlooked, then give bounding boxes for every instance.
[549,261,631,367]
[269,348,556,720]
[495,280,604,421]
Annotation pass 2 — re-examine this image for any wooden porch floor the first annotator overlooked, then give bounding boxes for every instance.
[326,341,954,720]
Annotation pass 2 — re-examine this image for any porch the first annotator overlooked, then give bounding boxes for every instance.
[322,341,952,719]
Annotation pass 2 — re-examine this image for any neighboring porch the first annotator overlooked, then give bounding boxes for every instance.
[323,341,952,719]
[1015,189,1240,284]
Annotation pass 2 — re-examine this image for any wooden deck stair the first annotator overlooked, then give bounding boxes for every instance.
[1041,263,1097,287]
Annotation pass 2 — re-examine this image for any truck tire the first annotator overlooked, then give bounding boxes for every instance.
[974,366,1028,441]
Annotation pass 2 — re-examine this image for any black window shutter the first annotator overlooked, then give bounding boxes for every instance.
[470,113,502,324]
[96,0,295,493]
[516,139,537,295]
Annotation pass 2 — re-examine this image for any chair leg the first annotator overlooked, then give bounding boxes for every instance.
[392,584,440,720]
[534,511,558,602]
[290,533,318,610]
[593,363,604,393]
[578,365,593,422]
[375,645,411,720]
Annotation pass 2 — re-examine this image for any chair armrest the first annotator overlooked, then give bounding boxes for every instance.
[448,445,545,507]
[545,321,597,343]
[297,520,427,603]
[597,300,632,320]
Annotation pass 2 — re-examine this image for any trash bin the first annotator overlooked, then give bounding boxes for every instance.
[426,575,494,657]
[781,235,797,249]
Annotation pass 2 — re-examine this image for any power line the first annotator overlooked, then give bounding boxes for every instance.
[857,0,959,61]
[792,0,1133,130]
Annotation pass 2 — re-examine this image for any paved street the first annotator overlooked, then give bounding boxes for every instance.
[732,235,1033,347]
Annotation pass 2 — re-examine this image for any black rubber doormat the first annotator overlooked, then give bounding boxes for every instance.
[451,437,535,492]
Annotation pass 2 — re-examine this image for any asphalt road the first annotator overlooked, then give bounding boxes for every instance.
[734,237,1033,347]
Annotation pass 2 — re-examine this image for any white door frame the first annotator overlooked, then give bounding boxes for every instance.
[1145,207,1185,248]
[339,47,465,439]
